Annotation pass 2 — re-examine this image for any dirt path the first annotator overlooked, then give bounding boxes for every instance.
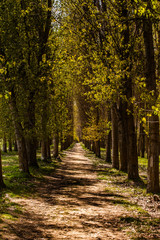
[1,143,156,239]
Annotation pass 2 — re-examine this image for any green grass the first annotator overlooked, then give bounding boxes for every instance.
[0,192,23,223]
[0,150,60,228]
[1,150,60,197]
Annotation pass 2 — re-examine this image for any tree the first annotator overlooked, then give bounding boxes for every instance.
[0,148,5,189]
[0,0,53,172]
[142,0,160,193]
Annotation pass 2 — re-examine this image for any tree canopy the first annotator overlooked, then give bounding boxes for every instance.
[0,0,159,193]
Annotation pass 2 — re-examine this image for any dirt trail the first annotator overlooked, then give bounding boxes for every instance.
[2,143,137,239]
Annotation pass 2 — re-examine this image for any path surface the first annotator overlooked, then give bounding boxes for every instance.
[3,143,133,239]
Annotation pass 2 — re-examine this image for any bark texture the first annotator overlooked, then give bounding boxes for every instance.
[143,16,159,193]
[111,105,119,169]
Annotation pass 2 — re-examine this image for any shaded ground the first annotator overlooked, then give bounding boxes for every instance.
[0,143,160,239]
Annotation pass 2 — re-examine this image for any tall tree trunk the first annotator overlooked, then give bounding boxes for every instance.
[88,140,92,151]
[25,137,38,167]
[92,141,96,154]
[95,140,101,158]
[10,91,29,174]
[41,139,47,161]
[117,0,139,180]
[14,140,18,151]
[106,109,111,163]
[8,136,12,152]
[16,135,29,173]
[118,101,128,172]
[147,115,159,193]
[0,149,5,188]
[138,122,145,158]
[143,16,159,193]
[53,133,59,158]
[47,137,51,160]
[111,105,119,169]
[127,105,139,180]
[3,134,7,153]
[95,107,101,158]
[106,132,111,163]
[41,103,49,162]
[25,93,38,168]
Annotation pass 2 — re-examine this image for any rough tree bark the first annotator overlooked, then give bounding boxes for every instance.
[117,0,139,180]
[143,15,159,193]
[53,133,59,158]
[106,110,111,163]
[111,104,119,169]
[118,100,128,172]
[2,134,7,153]
[138,123,145,158]
[10,90,29,173]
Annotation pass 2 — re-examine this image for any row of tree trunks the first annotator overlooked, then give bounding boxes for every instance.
[53,134,73,158]
[2,137,18,152]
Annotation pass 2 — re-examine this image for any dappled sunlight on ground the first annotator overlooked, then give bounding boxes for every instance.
[0,143,159,239]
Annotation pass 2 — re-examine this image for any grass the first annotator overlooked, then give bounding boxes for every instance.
[1,142,74,198]
[0,150,60,224]
[1,145,160,239]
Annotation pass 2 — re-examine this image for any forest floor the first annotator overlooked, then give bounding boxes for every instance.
[0,143,160,240]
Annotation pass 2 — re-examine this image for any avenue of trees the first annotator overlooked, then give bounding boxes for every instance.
[0,0,160,194]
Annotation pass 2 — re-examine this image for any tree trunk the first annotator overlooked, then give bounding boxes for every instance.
[143,16,159,193]
[88,140,92,151]
[9,136,12,152]
[116,1,139,180]
[16,135,29,173]
[41,139,47,161]
[95,140,101,158]
[10,91,29,174]
[118,101,128,172]
[26,137,38,167]
[92,141,96,154]
[25,94,38,168]
[106,131,111,163]
[0,149,5,188]
[3,135,7,153]
[47,137,51,160]
[111,105,119,169]
[127,107,139,180]
[14,140,18,151]
[106,109,111,163]
[147,115,159,193]
[53,133,59,158]
[138,122,145,158]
